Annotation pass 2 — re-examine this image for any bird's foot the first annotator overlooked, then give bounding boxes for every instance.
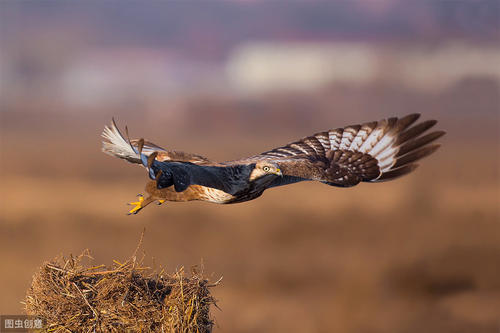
[157,199,166,205]
[127,194,145,215]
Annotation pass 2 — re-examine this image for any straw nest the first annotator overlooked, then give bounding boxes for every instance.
[25,250,218,332]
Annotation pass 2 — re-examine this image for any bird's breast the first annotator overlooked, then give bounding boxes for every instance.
[198,186,235,204]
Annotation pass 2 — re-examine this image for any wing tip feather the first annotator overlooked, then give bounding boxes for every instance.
[375,163,420,182]
[101,118,141,162]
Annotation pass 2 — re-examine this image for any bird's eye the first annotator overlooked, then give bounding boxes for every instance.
[263,166,271,172]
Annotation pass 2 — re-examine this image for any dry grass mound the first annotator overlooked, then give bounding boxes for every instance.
[25,250,218,332]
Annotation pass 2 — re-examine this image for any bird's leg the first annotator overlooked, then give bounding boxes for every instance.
[157,199,166,205]
[127,194,154,215]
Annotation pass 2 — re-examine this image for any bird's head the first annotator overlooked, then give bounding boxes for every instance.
[249,161,282,181]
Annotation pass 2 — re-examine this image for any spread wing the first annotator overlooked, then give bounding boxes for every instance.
[102,118,212,165]
[230,113,445,188]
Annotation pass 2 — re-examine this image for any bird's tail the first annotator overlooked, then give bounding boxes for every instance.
[101,119,166,165]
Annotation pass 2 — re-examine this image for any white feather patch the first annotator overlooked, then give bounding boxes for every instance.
[358,126,385,153]
[339,128,358,150]
[101,123,138,160]
[378,156,396,171]
[370,133,397,157]
[328,129,343,150]
[349,127,371,151]
[376,146,399,162]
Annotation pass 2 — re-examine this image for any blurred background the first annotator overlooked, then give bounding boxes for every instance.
[0,1,499,332]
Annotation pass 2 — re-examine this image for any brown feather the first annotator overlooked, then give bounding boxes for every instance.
[137,138,145,155]
[376,164,419,181]
[394,113,421,132]
[392,144,441,169]
[396,131,446,157]
[396,120,438,145]
[147,152,158,168]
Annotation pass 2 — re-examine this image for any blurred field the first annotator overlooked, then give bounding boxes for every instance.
[1,82,499,332]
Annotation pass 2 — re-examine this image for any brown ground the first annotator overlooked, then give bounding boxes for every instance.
[1,85,499,332]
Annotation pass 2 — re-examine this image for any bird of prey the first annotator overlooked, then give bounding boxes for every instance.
[102,114,444,214]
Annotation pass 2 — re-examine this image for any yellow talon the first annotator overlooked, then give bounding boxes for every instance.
[128,195,144,215]
[158,199,166,205]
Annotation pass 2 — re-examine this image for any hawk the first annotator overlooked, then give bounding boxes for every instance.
[102,114,444,214]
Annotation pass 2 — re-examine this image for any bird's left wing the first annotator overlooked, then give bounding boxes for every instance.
[228,113,445,188]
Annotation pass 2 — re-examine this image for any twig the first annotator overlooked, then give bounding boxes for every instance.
[72,282,99,322]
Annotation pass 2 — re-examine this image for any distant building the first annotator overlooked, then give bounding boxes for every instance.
[226,41,500,93]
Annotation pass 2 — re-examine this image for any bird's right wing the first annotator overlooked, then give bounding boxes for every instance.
[102,119,259,196]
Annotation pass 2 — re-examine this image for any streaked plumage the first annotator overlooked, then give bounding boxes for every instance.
[101,114,445,214]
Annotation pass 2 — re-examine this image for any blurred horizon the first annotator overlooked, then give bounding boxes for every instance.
[1,0,499,111]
